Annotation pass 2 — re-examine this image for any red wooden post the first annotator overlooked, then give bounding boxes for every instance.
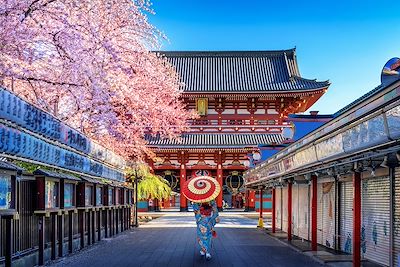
[287,182,292,241]
[180,165,187,211]
[353,172,361,267]
[248,190,256,211]
[258,188,264,227]
[311,174,318,251]
[272,188,276,233]
[217,164,223,211]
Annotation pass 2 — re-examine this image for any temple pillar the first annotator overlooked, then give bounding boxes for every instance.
[287,181,292,241]
[247,190,255,211]
[311,174,318,251]
[257,188,264,228]
[272,187,276,233]
[180,164,187,211]
[217,164,223,211]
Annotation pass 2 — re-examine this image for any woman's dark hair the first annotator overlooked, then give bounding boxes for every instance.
[201,203,211,209]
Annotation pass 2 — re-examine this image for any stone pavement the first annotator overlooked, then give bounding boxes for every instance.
[48,213,323,267]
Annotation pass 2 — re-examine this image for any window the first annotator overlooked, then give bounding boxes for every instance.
[0,175,11,209]
[85,185,93,206]
[108,188,114,205]
[126,191,131,204]
[45,180,59,209]
[64,183,75,208]
[115,189,120,205]
[96,186,102,206]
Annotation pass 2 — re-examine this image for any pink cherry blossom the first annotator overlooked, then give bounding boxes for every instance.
[0,0,195,160]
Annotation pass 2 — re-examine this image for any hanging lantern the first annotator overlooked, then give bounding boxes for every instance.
[225,171,244,195]
[164,171,178,190]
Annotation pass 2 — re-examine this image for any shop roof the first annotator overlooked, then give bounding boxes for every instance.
[33,169,81,181]
[0,161,24,173]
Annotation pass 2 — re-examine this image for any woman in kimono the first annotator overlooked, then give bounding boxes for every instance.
[192,200,219,260]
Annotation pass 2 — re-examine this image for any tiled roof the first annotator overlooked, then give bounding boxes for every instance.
[158,49,330,93]
[33,169,81,181]
[334,85,384,116]
[146,133,284,148]
[0,161,24,173]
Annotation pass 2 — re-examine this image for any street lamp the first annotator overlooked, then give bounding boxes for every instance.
[130,166,141,228]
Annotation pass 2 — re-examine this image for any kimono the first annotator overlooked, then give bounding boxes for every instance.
[192,200,220,253]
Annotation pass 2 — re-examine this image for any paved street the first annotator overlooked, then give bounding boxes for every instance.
[49,213,322,267]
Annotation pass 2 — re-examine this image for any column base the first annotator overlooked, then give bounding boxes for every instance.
[218,207,223,212]
[180,207,188,212]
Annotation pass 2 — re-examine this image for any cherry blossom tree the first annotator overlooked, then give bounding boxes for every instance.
[0,0,194,160]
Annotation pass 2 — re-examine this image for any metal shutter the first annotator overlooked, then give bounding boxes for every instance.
[361,176,390,266]
[292,184,299,237]
[340,181,353,254]
[319,181,336,249]
[282,186,288,233]
[275,187,282,230]
[298,184,309,240]
[395,168,400,267]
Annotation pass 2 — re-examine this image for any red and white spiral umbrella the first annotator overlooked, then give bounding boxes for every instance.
[182,176,221,203]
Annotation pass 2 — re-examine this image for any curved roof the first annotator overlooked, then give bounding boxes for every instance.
[146,133,284,149]
[158,49,330,93]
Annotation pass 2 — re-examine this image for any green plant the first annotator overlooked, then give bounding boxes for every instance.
[125,164,171,200]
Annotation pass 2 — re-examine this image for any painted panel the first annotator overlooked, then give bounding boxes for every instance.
[361,176,390,266]
[340,181,353,254]
[64,183,74,208]
[342,114,388,153]
[45,180,58,208]
[282,187,288,233]
[298,184,309,240]
[315,133,344,161]
[96,187,102,206]
[276,187,282,230]
[292,184,299,237]
[85,186,93,206]
[318,182,335,249]
[0,175,11,209]
[386,105,400,139]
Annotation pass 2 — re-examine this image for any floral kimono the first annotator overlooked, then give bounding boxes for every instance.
[192,200,219,253]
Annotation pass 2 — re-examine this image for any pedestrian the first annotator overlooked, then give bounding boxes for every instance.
[182,176,221,260]
[192,200,219,259]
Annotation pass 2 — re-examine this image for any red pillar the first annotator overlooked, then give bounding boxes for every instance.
[353,172,361,267]
[311,174,318,251]
[180,165,187,211]
[259,188,263,218]
[257,188,264,227]
[248,190,256,211]
[287,182,292,241]
[217,164,223,210]
[272,188,276,233]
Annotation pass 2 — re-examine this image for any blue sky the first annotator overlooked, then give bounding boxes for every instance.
[149,0,400,114]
